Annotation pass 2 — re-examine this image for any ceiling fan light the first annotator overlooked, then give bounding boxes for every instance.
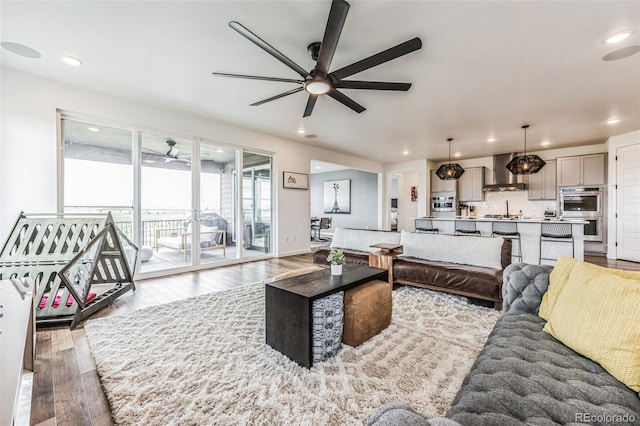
[305,79,331,95]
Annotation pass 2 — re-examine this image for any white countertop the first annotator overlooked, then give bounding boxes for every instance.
[427,216,588,224]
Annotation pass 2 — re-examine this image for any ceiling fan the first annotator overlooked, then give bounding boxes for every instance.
[163,140,188,163]
[212,0,422,117]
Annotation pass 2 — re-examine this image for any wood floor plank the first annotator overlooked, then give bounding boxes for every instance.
[30,331,56,425]
[52,348,93,426]
[33,418,56,426]
[71,329,96,375]
[51,327,74,354]
[81,370,114,426]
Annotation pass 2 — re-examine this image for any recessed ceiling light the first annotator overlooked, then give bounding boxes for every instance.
[297,128,305,134]
[402,150,409,155]
[605,30,635,44]
[454,152,461,158]
[61,55,83,66]
[305,134,317,139]
[143,159,155,164]
[88,127,99,132]
[607,117,621,125]
[216,149,224,153]
[541,140,551,146]
[487,137,496,143]
[1,41,41,58]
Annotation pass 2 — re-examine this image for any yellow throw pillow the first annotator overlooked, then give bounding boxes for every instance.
[539,255,578,320]
[539,255,640,321]
[543,261,640,391]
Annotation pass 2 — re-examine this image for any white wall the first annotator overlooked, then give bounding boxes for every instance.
[0,69,383,257]
[310,169,378,230]
[383,159,428,231]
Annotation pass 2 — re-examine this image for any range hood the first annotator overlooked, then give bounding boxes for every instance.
[483,153,526,192]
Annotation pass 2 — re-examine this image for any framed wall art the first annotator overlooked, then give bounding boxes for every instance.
[283,171,309,190]
[323,179,351,214]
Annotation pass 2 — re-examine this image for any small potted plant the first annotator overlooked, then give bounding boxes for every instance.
[327,249,346,275]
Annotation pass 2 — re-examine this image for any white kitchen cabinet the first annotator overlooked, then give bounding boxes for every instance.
[458,167,485,202]
[431,170,457,193]
[528,160,556,200]
[557,154,606,186]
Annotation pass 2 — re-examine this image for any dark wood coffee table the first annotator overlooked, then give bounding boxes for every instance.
[265,265,388,368]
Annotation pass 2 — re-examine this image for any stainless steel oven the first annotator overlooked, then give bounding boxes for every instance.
[581,218,603,242]
[559,187,603,217]
[559,187,604,242]
[431,192,456,212]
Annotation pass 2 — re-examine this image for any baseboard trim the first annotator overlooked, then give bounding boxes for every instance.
[277,248,312,258]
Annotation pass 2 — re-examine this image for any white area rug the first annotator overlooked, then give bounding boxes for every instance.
[85,283,500,425]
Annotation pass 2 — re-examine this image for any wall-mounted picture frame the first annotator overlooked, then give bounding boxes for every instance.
[283,171,309,190]
[411,186,418,202]
[324,179,351,214]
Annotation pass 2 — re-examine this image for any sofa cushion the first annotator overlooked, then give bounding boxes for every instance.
[393,257,503,300]
[313,248,370,266]
[543,261,640,392]
[447,313,640,425]
[399,231,504,270]
[330,227,400,253]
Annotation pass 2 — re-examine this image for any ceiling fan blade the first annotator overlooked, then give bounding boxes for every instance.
[315,0,350,75]
[250,87,304,106]
[212,72,304,84]
[303,95,318,117]
[334,80,412,91]
[327,89,365,113]
[330,37,422,80]
[229,21,310,78]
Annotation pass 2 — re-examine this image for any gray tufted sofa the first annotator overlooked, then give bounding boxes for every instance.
[368,263,640,426]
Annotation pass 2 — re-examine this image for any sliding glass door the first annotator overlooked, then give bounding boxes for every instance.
[199,143,238,266]
[61,117,272,276]
[61,119,134,239]
[242,152,273,257]
[139,132,194,273]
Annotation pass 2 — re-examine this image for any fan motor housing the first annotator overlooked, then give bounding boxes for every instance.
[307,42,321,61]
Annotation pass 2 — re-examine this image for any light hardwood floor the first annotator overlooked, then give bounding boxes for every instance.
[29,254,639,425]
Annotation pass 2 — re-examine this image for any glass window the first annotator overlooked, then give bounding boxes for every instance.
[62,119,134,239]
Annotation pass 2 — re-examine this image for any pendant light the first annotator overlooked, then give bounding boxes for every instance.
[506,125,546,175]
[436,138,465,180]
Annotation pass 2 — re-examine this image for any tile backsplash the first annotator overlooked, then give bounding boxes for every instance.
[466,191,558,218]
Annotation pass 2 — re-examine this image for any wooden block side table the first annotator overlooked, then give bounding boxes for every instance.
[368,243,403,286]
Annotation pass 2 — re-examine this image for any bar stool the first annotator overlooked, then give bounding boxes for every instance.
[539,222,574,264]
[491,221,522,261]
[415,218,438,233]
[455,220,481,236]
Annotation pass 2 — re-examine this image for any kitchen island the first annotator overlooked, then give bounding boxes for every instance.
[426,217,587,265]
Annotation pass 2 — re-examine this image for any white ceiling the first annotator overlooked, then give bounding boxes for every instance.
[1,1,639,164]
